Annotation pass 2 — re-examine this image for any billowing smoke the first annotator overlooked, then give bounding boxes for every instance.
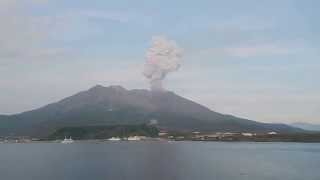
[143,36,183,91]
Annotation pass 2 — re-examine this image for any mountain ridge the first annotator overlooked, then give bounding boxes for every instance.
[0,85,303,137]
[290,122,320,131]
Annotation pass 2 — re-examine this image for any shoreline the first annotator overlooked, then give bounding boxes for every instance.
[1,138,320,144]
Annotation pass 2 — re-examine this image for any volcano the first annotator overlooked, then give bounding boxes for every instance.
[0,85,303,137]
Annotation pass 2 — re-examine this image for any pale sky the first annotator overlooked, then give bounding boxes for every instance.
[0,0,319,124]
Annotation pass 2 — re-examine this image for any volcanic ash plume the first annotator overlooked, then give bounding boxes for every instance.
[143,36,183,91]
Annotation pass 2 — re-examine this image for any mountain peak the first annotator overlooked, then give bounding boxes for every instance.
[108,85,127,91]
[89,84,105,90]
[89,85,127,92]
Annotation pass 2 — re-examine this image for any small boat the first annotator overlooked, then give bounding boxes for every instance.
[108,137,121,141]
[61,136,74,144]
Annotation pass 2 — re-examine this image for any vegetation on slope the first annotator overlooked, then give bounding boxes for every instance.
[47,124,159,140]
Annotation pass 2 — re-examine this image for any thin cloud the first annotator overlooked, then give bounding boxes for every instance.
[80,10,130,23]
[224,44,292,58]
[0,1,66,64]
[190,43,299,59]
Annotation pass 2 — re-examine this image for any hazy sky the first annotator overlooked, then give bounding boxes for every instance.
[0,0,319,124]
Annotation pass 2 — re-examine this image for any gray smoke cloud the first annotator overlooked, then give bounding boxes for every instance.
[143,36,183,91]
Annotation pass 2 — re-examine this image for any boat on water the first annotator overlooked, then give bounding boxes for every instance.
[108,137,121,141]
[61,137,74,144]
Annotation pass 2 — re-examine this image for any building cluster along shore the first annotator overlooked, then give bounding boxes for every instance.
[1,130,320,143]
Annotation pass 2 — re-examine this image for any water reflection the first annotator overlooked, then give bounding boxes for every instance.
[0,141,319,180]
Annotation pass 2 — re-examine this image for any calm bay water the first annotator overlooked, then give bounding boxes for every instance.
[0,141,319,180]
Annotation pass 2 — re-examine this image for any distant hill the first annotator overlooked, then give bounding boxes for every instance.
[0,85,303,137]
[290,122,320,131]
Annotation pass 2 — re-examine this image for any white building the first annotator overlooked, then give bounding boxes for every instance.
[268,132,278,135]
[241,133,253,137]
[128,136,143,141]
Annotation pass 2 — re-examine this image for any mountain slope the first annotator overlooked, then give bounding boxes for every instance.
[291,122,320,131]
[0,85,303,137]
